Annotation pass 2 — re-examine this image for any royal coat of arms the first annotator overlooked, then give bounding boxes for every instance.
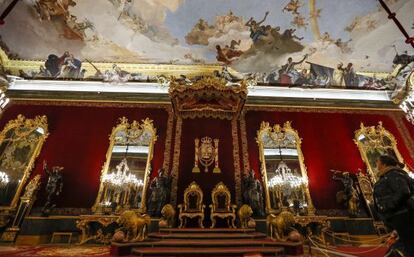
[192,137,220,173]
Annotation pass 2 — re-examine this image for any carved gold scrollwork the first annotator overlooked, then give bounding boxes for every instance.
[257,121,315,215]
[354,122,405,181]
[0,115,48,211]
[92,117,157,214]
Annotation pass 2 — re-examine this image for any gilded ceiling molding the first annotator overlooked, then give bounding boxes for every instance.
[244,105,400,115]
[231,118,242,206]
[10,99,171,109]
[169,117,183,207]
[239,111,251,175]
[162,107,174,172]
[0,49,223,79]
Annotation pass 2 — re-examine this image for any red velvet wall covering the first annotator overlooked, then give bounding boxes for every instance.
[0,103,169,208]
[176,118,236,206]
[1,102,413,211]
[245,110,414,210]
[403,118,414,142]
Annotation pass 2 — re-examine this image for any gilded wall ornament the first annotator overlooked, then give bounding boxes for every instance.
[354,122,405,182]
[192,136,220,173]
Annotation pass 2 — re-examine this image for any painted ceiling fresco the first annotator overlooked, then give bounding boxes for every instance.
[0,0,413,75]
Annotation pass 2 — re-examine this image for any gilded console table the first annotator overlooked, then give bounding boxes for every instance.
[76,215,119,245]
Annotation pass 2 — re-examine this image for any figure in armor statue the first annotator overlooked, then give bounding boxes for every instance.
[332,170,359,217]
[42,161,63,216]
[147,168,171,217]
[242,169,265,216]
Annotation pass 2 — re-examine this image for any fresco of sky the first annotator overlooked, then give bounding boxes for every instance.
[0,0,413,72]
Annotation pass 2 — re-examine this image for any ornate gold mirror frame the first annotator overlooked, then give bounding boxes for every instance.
[92,117,157,214]
[354,122,405,182]
[257,121,315,215]
[0,114,49,210]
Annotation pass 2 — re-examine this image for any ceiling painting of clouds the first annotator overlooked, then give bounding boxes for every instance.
[0,0,413,73]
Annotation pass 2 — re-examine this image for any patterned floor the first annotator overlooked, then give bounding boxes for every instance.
[0,246,110,257]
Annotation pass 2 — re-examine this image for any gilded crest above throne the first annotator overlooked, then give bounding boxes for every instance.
[168,76,248,120]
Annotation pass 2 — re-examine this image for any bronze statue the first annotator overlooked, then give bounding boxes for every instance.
[42,161,63,216]
[116,210,150,242]
[147,168,171,216]
[242,169,265,216]
[331,170,359,217]
[266,210,295,240]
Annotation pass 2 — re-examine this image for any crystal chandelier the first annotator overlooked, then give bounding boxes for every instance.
[102,158,143,191]
[0,171,10,188]
[267,147,308,189]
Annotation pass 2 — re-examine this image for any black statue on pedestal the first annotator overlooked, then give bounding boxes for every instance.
[42,161,63,216]
[242,169,265,216]
[147,168,171,217]
[331,170,359,217]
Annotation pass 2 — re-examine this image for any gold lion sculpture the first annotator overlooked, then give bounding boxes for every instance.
[160,204,176,228]
[238,204,253,228]
[117,210,151,242]
[266,210,295,240]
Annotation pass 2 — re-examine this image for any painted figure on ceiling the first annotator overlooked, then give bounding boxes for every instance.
[332,63,347,88]
[245,11,269,43]
[279,54,308,84]
[283,0,301,15]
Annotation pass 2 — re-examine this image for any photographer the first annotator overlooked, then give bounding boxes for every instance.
[373,155,414,256]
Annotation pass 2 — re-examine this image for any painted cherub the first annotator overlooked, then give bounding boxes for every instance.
[283,0,302,15]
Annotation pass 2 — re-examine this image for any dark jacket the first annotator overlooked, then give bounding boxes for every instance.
[373,168,412,220]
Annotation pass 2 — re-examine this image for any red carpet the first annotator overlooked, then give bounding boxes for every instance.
[0,246,110,257]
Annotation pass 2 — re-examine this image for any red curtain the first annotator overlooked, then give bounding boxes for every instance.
[245,111,414,209]
[0,103,169,208]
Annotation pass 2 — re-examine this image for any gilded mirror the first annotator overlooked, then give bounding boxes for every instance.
[93,117,157,214]
[354,122,405,181]
[257,121,314,215]
[0,115,48,209]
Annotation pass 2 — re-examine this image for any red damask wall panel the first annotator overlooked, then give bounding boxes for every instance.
[176,118,236,206]
[245,110,414,210]
[0,103,169,208]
